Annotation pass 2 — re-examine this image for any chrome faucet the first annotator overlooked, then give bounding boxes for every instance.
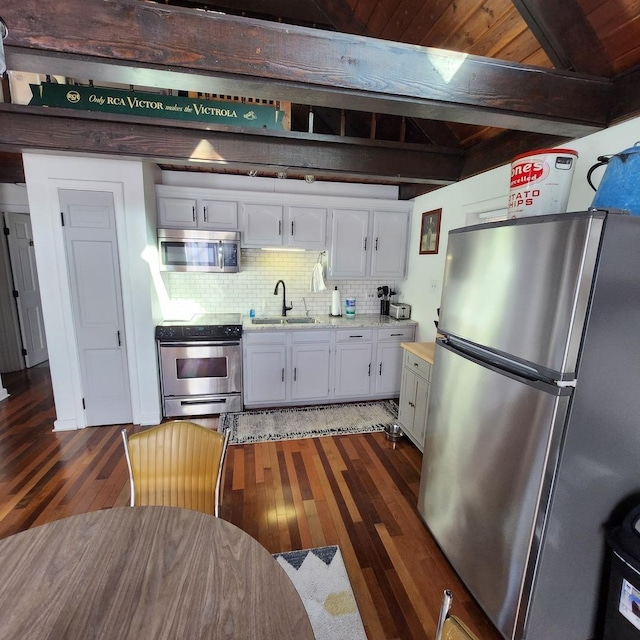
[274,280,293,316]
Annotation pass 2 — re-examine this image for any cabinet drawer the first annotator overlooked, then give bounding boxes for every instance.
[378,326,415,342]
[404,351,431,380]
[336,329,373,342]
[244,331,287,345]
[291,330,331,343]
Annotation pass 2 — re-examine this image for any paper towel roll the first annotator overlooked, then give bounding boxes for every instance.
[330,287,341,316]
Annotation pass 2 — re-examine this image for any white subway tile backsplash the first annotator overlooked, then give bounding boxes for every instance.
[163,249,399,318]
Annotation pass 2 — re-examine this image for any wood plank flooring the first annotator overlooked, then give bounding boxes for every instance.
[0,365,502,640]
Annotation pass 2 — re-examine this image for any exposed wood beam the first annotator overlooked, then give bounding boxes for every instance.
[0,105,463,185]
[611,65,640,124]
[309,0,369,35]
[460,130,568,180]
[0,152,25,183]
[3,0,608,137]
[512,0,611,76]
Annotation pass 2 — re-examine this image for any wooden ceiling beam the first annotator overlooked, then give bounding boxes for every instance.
[0,105,463,185]
[0,152,25,183]
[3,0,608,137]
[511,0,611,76]
[610,65,640,124]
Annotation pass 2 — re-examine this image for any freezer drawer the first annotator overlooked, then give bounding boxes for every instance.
[418,340,570,640]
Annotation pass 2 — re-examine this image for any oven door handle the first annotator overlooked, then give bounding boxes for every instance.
[179,398,229,406]
[159,341,241,348]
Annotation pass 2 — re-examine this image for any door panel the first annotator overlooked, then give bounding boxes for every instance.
[59,189,132,426]
[439,213,603,377]
[418,341,570,639]
[5,213,48,367]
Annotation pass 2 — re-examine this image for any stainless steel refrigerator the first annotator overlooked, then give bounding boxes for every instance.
[418,210,640,640]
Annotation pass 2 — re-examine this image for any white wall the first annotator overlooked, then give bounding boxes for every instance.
[405,115,640,343]
[22,154,162,430]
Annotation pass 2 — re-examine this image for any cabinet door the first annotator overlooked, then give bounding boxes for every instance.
[375,341,405,395]
[333,342,373,397]
[287,206,327,250]
[291,343,331,401]
[243,344,287,403]
[413,377,430,449]
[200,199,238,230]
[370,210,409,278]
[242,203,284,247]
[398,367,418,439]
[157,197,197,228]
[328,209,369,278]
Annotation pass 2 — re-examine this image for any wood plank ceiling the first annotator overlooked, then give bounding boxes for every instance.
[1,0,640,198]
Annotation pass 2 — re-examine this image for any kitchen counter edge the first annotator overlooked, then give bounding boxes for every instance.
[401,341,435,364]
[243,314,418,332]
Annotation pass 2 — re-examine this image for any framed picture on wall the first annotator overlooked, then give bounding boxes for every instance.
[419,208,442,255]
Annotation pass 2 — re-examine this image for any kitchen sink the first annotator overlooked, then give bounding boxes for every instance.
[251,317,284,325]
[285,317,317,324]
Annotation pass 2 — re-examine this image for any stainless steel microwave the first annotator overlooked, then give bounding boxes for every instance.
[158,229,241,272]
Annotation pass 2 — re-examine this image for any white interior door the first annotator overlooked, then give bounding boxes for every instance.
[59,189,132,426]
[5,212,48,367]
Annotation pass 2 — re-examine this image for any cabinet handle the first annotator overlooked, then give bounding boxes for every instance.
[192,206,196,222]
[204,206,208,222]
[368,363,371,376]
[282,368,285,382]
[291,220,294,236]
[379,362,382,375]
[364,237,367,251]
[391,333,403,337]
[409,401,415,408]
[117,330,121,347]
[294,367,297,381]
[279,220,282,236]
[375,237,379,250]
[349,335,363,338]
[414,362,420,367]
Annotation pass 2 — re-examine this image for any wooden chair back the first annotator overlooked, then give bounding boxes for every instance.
[122,421,230,516]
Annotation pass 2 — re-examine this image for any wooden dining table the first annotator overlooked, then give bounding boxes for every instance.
[0,506,315,639]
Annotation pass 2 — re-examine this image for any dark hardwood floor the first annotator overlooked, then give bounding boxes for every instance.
[0,365,502,640]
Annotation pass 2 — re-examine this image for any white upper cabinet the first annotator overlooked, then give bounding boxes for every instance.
[329,207,410,279]
[241,202,327,249]
[156,186,239,230]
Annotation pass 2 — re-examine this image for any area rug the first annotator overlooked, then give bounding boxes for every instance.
[273,545,367,640]
[220,399,398,444]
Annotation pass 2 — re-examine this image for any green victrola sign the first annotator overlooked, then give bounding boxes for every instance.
[29,82,286,130]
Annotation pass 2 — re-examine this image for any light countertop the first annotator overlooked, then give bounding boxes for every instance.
[243,314,418,331]
[401,341,435,364]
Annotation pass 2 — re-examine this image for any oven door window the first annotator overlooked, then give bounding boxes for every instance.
[176,355,227,380]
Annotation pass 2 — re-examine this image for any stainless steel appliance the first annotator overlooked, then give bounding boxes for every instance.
[158,229,241,272]
[418,211,640,640]
[156,313,243,416]
[389,302,411,319]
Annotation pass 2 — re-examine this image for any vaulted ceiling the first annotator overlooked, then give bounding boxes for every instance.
[1,0,640,198]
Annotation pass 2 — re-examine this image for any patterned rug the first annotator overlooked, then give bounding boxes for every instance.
[220,400,398,444]
[273,546,367,640]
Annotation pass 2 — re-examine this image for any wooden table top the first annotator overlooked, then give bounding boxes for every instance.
[0,507,314,640]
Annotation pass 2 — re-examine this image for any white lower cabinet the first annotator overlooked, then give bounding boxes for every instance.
[244,330,331,406]
[291,332,332,401]
[243,333,287,405]
[374,326,416,395]
[398,350,432,451]
[244,324,417,408]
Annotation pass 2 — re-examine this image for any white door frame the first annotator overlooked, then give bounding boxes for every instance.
[22,159,150,430]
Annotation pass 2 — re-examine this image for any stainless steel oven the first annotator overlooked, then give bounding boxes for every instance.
[156,314,243,416]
